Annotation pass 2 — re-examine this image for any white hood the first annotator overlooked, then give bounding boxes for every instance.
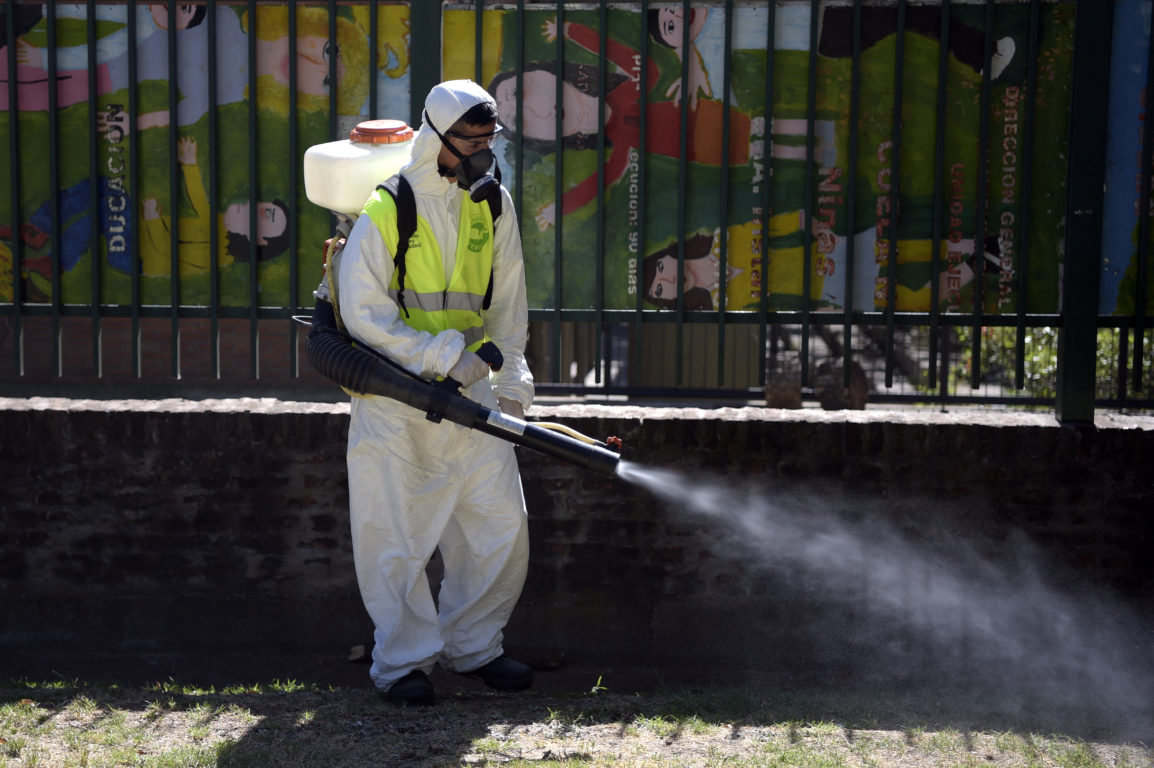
[404,79,496,192]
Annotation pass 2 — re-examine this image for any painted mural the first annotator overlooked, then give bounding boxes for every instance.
[1,2,411,307]
[445,2,1077,314]
[2,1,1151,319]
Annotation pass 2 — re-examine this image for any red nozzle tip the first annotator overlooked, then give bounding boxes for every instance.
[606,436,623,452]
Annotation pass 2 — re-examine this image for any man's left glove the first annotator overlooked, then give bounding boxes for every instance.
[447,349,491,388]
[498,397,524,420]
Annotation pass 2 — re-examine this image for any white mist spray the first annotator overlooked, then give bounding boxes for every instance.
[616,460,1152,724]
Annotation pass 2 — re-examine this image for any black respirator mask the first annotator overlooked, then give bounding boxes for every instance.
[426,112,502,203]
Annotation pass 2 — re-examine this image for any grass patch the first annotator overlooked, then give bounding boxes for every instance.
[0,678,1149,768]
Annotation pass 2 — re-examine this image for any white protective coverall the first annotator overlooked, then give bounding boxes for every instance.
[337,80,534,691]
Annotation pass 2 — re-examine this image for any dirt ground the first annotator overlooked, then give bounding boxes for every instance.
[5,645,1154,768]
[5,658,1154,768]
[8,645,1154,738]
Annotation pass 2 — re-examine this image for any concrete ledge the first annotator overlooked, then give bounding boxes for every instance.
[4,395,1153,430]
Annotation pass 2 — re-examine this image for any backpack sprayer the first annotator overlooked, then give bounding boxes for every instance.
[299,120,623,476]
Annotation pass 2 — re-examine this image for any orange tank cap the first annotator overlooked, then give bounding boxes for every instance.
[349,119,414,144]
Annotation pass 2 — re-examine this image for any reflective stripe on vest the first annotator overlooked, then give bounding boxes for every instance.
[362,185,494,352]
[386,287,486,314]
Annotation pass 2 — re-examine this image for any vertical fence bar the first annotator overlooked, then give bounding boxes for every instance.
[507,0,531,371]
[593,1,608,384]
[757,0,777,389]
[673,0,691,385]
[928,0,951,395]
[550,0,564,383]
[932,0,950,405]
[327,0,337,138]
[409,3,440,127]
[1134,0,1154,393]
[166,1,180,378]
[512,0,528,398]
[369,0,379,118]
[208,0,221,379]
[633,0,651,382]
[1119,324,1130,402]
[970,0,995,389]
[1014,0,1042,390]
[5,0,24,375]
[473,0,483,78]
[47,0,63,376]
[287,0,300,378]
[247,0,260,378]
[841,0,863,388]
[801,0,818,389]
[255,0,272,373]
[86,0,102,376]
[715,0,734,386]
[128,0,141,377]
[883,0,907,389]
[513,0,525,225]
[1056,0,1114,424]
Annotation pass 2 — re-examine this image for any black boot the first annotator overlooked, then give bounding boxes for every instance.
[464,656,534,692]
[382,670,435,706]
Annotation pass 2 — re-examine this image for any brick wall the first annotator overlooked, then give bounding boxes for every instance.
[1,400,1151,691]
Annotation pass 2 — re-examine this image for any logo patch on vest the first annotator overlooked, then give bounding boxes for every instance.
[467,213,490,253]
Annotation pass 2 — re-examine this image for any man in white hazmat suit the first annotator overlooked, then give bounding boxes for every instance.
[337,79,535,706]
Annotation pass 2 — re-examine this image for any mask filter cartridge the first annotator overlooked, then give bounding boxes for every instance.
[455,149,501,202]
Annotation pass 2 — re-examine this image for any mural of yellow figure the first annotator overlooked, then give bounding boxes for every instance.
[348,5,410,78]
[140,138,290,278]
[243,6,370,115]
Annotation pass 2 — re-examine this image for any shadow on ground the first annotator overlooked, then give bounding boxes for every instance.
[5,644,1153,768]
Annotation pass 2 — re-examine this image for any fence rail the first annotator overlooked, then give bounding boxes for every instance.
[2,0,1153,423]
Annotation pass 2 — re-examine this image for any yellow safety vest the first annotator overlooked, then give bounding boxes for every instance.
[361,186,494,352]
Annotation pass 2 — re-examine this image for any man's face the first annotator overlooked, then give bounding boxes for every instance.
[437,119,498,178]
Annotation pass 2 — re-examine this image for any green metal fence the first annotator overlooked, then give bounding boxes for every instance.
[2,1,1152,423]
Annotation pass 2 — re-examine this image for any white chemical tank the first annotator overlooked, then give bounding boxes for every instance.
[303,119,414,218]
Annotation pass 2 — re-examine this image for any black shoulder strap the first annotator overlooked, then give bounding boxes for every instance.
[481,167,502,310]
[489,163,504,220]
[376,173,416,318]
